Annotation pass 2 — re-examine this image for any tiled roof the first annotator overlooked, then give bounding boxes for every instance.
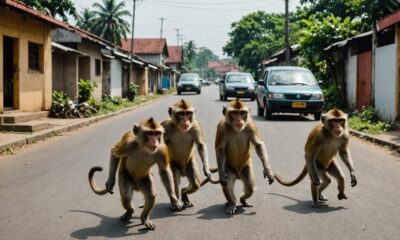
[166,46,183,63]
[121,38,168,55]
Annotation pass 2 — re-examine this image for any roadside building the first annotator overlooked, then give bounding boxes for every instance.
[165,45,184,89]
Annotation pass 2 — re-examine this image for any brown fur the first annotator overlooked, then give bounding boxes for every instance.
[274,108,357,208]
[88,118,182,230]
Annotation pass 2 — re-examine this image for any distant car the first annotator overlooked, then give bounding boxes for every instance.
[256,66,324,120]
[177,73,201,95]
[219,72,256,101]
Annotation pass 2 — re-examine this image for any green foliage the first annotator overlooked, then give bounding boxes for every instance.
[20,0,78,22]
[78,79,97,102]
[129,83,139,97]
[76,8,96,32]
[52,91,69,105]
[349,106,392,134]
[223,11,300,76]
[322,84,345,110]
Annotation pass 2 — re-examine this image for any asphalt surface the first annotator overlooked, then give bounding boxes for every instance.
[0,85,400,240]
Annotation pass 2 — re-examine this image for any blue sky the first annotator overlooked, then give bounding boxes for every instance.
[71,0,302,58]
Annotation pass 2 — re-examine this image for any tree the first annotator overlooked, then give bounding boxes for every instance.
[183,40,198,71]
[91,0,131,45]
[76,8,96,32]
[223,11,300,76]
[20,0,78,22]
[194,47,219,78]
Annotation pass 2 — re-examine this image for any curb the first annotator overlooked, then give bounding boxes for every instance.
[0,94,170,151]
[349,129,400,150]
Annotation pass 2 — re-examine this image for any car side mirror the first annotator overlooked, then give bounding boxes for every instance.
[257,80,265,86]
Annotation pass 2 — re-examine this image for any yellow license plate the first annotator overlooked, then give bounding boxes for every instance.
[292,102,306,108]
[237,91,245,94]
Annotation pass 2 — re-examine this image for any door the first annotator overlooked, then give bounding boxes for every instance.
[356,51,372,110]
[3,36,15,109]
[162,75,170,89]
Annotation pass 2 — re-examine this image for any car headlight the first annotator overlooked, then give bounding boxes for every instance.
[310,94,324,100]
[248,86,255,91]
[267,93,285,99]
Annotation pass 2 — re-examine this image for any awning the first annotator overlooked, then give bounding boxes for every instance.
[101,49,114,59]
[148,64,158,70]
[114,51,145,65]
[51,42,86,56]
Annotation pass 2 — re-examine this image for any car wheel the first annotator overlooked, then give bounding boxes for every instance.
[250,97,255,101]
[219,94,223,101]
[197,90,201,94]
[177,91,181,95]
[223,95,227,101]
[265,108,272,120]
[314,112,322,121]
[257,101,264,117]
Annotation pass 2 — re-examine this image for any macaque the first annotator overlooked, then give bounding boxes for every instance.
[161,99,216,208]
[88,117,182,230]
[215,99,274,214]
[274,108,357,208]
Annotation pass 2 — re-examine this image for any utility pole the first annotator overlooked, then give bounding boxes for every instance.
[128,0,137,99]
[175,28,180,46]
[160,17,166,39]
[284,0,290,65]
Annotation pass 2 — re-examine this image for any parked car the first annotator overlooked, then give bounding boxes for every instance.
[177,73,201,95]
[219,72,256,101]
[256,66,325,120]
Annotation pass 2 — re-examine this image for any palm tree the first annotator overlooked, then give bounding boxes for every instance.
[91,0,131,45]
[184,40,198,62]
[76,8,95,32]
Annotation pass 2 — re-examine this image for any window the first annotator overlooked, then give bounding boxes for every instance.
[95,59,101,76]
[29,42,41,71]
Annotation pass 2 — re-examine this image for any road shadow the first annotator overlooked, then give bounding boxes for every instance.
[268,193,347,214]
[196,203,256,220]
[69,203,184,238]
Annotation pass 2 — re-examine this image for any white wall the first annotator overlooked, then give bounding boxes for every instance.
[374,43,396,121]
[110,59,122,97]
[346,51,357,109]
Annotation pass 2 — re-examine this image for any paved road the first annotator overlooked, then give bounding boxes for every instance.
[1,85,400,240]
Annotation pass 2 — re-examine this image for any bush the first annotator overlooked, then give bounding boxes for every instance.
[78,79,97,102]
[349,106,391,134]
[128,83,139,101]
[322,84,345,111]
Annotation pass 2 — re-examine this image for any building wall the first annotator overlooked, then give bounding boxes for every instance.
[77,40,103,100]
[375,43,397,121]
[0,8,52,112]
[52,52,78,99]
[346,50,357,109]
[138,54,162,65]
[110,59,122,97]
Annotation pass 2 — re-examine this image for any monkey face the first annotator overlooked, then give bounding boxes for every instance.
[229,110,247,131]
[175,111,193,131]
[144,131,162,152]
[329,119,345,137]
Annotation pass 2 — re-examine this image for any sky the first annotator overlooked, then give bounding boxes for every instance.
[72,0,302,58]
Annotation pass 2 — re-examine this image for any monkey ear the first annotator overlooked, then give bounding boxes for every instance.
[321,113,326,123]
[222,106,227,116]
[133,124,140,134]
[168,107,173,116]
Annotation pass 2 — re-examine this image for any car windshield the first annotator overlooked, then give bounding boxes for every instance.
[226,74,254,83]
[267,70,317,86]
[179,74,199,82]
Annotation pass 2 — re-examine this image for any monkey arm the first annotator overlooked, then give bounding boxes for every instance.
[105,154,119,194]
[215,148,228,186]
[339,148,357,187]
[193,129,211,178]
[251,136,274,184]
[156,155,183,211]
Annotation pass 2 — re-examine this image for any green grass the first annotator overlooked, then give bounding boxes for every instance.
[349,116,392,134]
[95,94,165,115]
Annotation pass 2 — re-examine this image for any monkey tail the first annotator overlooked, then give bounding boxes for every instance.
[88,166,108,195]
[200,167,220,186]
[274,165,308,187]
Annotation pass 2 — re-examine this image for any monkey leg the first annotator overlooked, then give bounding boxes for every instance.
[222,166,238,215]
[239,165,256,208]
[317,168,332,202]
[310,182,320,208]
[328,162,347,200]
[139,174,157,230]
[181,159,201,208]
[118,168,135,221]
[171,161,182,200]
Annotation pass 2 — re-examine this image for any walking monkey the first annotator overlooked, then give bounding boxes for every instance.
[215,99,275,215]
[274,108,357,208]
[161,99,216,208]
[88,117,182,230]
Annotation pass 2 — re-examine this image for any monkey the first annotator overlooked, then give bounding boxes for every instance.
[161,99,217,208]
[273,108,357,208]
[215,99,275,215]
[88,117,183,230]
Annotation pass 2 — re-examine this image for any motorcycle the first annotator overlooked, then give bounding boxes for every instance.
[64,100,97,118]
